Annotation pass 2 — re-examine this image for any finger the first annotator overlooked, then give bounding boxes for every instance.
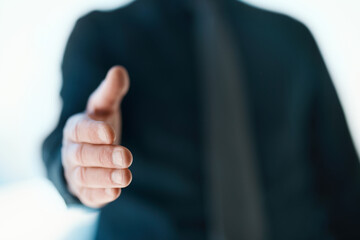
[64,113,115,144]
[72,167,132,188]
[63,143,133,169]
[78,187,121,208]
[87,66,130,116]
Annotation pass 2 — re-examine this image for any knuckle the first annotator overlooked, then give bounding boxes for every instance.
[100,123,115,144]
[75,167,86,186]
[63,166,72,185]
[64,114,81,140]
[98,146,109,166]
[108,170,115,185]
[75,144,84,166]
[62,144,75,169]
[60,145,67,167]
[73,119,81,142]
[88,123,98,142]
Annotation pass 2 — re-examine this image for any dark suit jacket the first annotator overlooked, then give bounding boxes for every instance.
[42,1,360,239]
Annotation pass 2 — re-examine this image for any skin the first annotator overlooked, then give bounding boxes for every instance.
[61,66,133,208]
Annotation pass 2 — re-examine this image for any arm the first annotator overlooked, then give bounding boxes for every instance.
[311,41,360,238]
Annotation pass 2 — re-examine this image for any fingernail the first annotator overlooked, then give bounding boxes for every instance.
[111,171,123,185]
[98,127,109,143]
[112,149,123,167]
[105,188,114,197]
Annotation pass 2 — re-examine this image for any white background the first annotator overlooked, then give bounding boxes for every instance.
[0,0,359,239]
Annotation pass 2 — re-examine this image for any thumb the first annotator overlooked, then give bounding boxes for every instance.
[87,66,130,116]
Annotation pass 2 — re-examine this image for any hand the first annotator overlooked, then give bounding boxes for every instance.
[61,66,132,208]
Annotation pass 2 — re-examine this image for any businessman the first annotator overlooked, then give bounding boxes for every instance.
[42,0,360,239]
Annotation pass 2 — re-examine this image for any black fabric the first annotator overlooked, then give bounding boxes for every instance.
[42,0,360,239]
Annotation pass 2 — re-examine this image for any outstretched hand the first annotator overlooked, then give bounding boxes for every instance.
[61,66,132,208]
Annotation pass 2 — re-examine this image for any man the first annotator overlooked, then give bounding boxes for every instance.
[42,0,360,239]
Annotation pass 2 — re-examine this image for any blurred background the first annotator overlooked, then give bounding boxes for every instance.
[0,0,359,239]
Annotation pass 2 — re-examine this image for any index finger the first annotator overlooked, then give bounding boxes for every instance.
[64,113,115,144]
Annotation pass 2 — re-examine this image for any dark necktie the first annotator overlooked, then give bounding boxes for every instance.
[194,0,268,239]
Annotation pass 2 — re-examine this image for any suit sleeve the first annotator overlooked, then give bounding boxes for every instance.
[42,12,110,205]
[310,36,360,238]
